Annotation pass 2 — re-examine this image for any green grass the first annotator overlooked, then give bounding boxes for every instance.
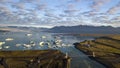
[75,35,120,68]
[0,50,67,68]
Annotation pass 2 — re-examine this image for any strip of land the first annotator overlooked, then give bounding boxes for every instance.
[0,27,30,32]
[0,50,70,68]
[74,35,120,68]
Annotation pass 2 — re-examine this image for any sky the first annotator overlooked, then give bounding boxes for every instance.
[0,0,120,28]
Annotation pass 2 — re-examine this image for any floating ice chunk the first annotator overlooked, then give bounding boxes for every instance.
[4,46,10,49]
[16,44,22,47]
[23,44,31,48]
[39,42,44,46]
[26,34,32,37]
[0,42,5,46]
[0,46,2,49]
[41,36,46,39]
[30,41,36,46]
[5,38,14,41]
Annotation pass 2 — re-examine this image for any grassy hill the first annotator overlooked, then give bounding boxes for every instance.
[74,35,120,68]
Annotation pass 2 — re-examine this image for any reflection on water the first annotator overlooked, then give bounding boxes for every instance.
[0,32,106,68]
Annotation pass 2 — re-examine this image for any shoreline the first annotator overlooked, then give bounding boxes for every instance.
[0,50,70,68]
[74,45,109,68]
[74,35,120,68]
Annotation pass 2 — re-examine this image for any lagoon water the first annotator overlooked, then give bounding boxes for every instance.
[0,31,106,68]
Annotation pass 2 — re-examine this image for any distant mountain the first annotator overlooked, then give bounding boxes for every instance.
[47,25,120,34]
[1,26,49,32]
[0,30,9,32]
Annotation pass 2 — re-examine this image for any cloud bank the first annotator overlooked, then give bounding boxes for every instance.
[0,0,120,27]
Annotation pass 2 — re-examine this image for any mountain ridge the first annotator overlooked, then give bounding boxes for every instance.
[47,25,120,34]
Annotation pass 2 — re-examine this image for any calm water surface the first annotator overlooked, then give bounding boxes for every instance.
[0,32,106,68]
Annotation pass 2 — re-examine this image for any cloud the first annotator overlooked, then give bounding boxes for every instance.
[20,0,34,2]
[79,11,99,17]
[59,14,77,17]
[0,4,38,24]
[108,16,120,27]
[0,5,9,12]
[111,16,120,21]
[91,0,111,11]
[67,0,81,3]
[107,2,120,14]
[0,5,12,15]
[0,0,13,3]
[67,3,75,9]
[35,4,47,10]
[91,15,120,27]
[19,0,40,3]
[0,5,15,23]
[44,13,55,17]
[86,11,97,16]
[0,0,119,27]
[75,0,81,2]
[64,9,79,13]
[90,15,111,25]
[11,3,25,9]
[44,12,62,20]
[64,3,79,15]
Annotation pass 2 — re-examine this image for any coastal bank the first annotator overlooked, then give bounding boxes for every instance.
[74,35,120,68]
[0,50,71,68]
